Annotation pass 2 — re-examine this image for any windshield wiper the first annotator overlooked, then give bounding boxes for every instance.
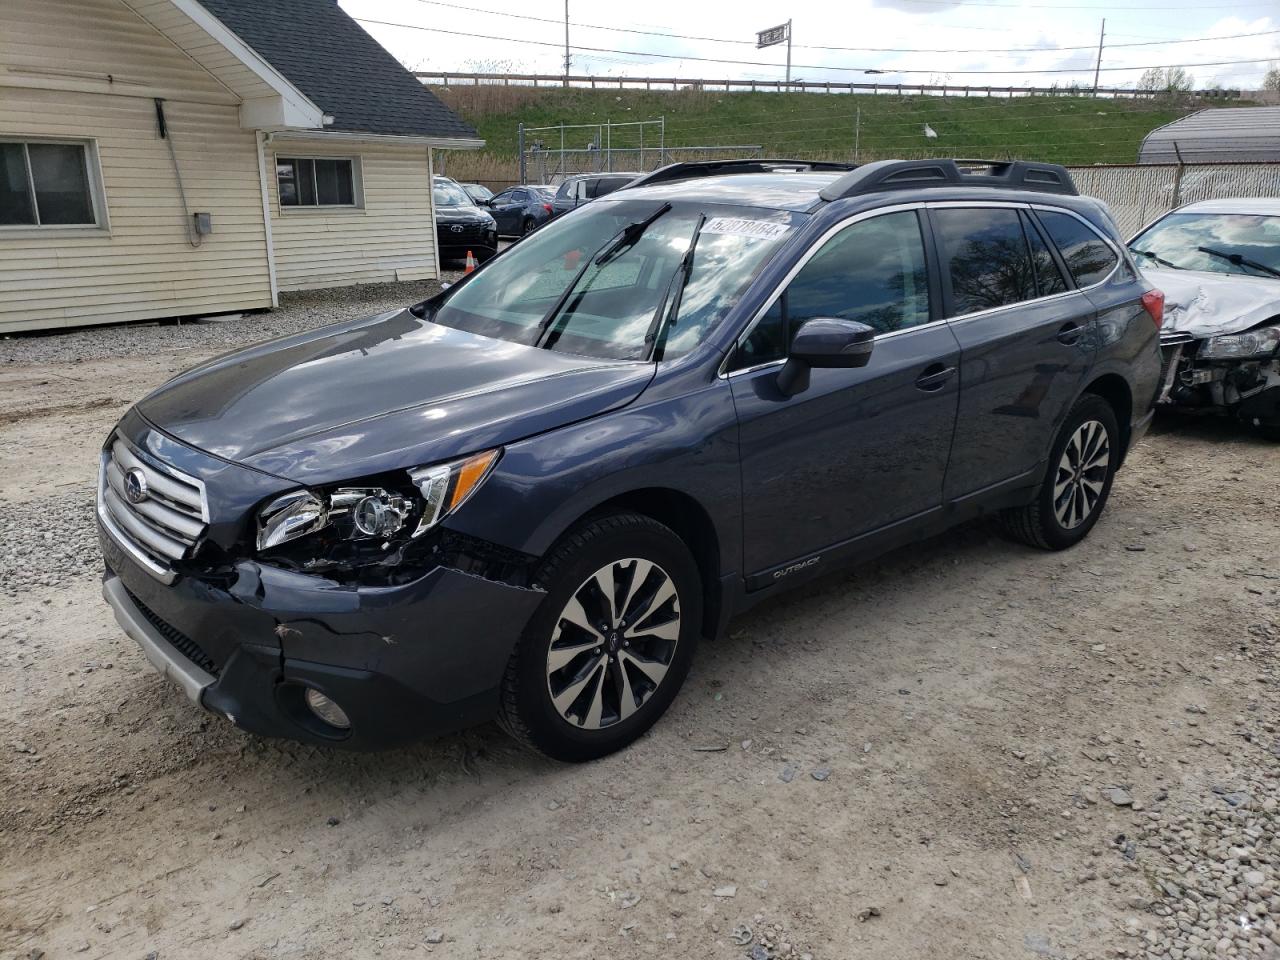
[593,203,673,268]
[646,213,707,361]
[1197,245,1280,279]
[1131,247,1183,270]
[533,203,673,349]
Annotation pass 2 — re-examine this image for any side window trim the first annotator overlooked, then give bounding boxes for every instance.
[724,204,938,377]
[1020,208,1074,295]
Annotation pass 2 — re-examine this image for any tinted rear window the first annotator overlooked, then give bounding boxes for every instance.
[1037,211,1117,287]
[933,207,1037,315]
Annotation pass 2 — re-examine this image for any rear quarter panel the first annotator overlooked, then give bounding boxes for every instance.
[1084,263,1163,435]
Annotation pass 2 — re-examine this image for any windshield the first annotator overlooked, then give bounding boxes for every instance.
[433,181,474,207]
[430,199,798,361]
[1130,212,1280,279]
[465,184,493,201]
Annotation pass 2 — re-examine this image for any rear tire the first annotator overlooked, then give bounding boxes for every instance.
[998,394,1119,551]
[522,217,537,236]
[498,512,701,762]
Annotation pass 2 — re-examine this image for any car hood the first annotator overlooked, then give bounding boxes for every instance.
[137,309,655,486]
[1142,266,1280,338]
[436,204,494,225]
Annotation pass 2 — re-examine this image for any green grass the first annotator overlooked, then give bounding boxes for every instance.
[434,85,1202,178]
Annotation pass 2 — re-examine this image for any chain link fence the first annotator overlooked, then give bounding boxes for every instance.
[521,144,764,184]
[1067,162,1280,237]
[518,118,762,184]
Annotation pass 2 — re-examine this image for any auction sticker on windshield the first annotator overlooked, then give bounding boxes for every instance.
[702,217,792,241]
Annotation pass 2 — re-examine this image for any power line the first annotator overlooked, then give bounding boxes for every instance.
[359,18,1279,76]
[389,0,1280,55]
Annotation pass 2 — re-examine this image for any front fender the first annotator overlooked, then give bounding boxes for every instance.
[443,379,742,579]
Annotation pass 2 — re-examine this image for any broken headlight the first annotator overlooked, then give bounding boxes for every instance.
[255,448,501,553]
[1199,325,1280,360]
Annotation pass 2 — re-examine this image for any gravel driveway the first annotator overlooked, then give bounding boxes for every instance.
[1,283,1277,960]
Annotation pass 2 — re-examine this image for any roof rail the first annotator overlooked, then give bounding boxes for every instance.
[621,158,856,191]
[817,159,1078,202]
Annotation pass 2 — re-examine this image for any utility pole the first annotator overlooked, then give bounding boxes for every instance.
[565,0,576,88]
[786,19,792,93]
[1092,18,1105,96]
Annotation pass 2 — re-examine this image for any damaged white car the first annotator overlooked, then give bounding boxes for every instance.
[1129,199,1280,440]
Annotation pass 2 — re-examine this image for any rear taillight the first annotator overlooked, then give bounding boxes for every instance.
[1141,289,1165,329]
[543,203,553,213]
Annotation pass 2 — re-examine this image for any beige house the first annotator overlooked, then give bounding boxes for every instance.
[0,0,482,333]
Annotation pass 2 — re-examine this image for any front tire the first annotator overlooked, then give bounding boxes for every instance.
[498,512,702,762]
[999,394,1119,550]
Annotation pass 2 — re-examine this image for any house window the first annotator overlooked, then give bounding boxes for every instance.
[1,140,99,227]
[276,157,358,207]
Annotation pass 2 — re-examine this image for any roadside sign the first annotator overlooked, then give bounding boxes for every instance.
[756,23,789,48]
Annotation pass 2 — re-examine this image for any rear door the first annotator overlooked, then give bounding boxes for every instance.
[491,188,524,233]
[931,203,1098,501]
[730,208,961,580]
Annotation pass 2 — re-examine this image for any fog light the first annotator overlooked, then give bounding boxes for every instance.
[304,688,351,729]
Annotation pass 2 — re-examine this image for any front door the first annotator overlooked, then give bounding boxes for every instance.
[730,209,961,581]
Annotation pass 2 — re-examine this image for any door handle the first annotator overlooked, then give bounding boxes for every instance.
[915,362,956,392]
[1057,322,1084,345]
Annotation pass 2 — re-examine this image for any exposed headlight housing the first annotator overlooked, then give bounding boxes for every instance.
[1199,325,1280,360]
[255,448,501,553]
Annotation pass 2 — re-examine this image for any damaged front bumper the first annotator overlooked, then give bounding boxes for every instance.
[99,520,545,751]
[1156,333,1280,429]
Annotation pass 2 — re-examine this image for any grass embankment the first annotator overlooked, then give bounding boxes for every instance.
[432,84,1200,183]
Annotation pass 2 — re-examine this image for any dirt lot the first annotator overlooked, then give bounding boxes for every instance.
[2,288,1278,960]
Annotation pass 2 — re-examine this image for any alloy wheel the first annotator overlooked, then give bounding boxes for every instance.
[545,558,681,730]
[1053,419,1110,529]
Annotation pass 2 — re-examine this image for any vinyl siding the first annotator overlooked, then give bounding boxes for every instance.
[268,138,438,291]
[1,0,236,103]
[0,0,272,333]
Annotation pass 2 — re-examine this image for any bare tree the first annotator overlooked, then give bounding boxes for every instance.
[1137,67,1164,92]
[1164,67,1194,92]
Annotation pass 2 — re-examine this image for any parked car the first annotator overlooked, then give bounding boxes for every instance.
[461,182,494,205]
[550,172,642,218]
[433,176,497,263]
[97,158,1161,763]
[485,184,556,236]
[1129,198,1280,439]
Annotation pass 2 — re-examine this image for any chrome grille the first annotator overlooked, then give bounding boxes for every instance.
[97,436,209,583]
[1160,331,1197,346]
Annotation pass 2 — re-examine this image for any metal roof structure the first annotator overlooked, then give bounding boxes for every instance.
[1139,107,1280,164]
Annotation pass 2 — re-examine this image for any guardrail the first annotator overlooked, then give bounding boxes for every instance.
[417,71,1244,101]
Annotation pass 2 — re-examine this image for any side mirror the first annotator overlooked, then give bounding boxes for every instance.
[777,317,876,396]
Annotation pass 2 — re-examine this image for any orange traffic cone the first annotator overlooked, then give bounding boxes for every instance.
[465,250,477,274]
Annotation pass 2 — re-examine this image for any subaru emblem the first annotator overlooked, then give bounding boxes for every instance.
[124,467,149,504]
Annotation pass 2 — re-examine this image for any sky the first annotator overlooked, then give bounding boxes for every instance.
[343,0,1280,92]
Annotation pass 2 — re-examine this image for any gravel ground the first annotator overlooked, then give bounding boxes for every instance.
[0,491,99,595]
[2,289,1279,960]
[0,278,460,596]
[0,277,462,366]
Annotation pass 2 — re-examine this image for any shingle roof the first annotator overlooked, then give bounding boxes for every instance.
[1139,107,1280,164]
[196,0,478,141]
